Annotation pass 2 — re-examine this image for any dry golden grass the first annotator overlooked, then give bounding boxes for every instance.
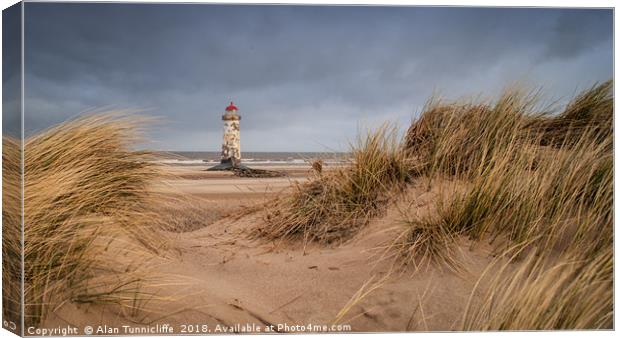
[405,91,541,179]
[462,249,612,330]
[2,136,22,327]
[18,113,174,325]
[535,80,613,147]
[440,130,612,253]
[256,125,412,244]
[150,195,222,233]
[392,209,462,273]
[405,83,612,254]
[402,81,613,330]
[332,273,391,325]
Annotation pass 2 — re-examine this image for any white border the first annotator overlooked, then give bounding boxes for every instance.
[0,1,616,338]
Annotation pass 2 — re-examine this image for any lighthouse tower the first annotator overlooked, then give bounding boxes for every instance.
[220,101,241,166]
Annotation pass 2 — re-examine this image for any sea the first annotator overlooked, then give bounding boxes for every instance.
[156,151,350,166]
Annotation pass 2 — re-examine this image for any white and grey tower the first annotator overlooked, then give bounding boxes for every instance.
[209,101,242,170]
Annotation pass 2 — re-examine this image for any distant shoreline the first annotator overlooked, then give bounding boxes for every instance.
[154,151,351,166]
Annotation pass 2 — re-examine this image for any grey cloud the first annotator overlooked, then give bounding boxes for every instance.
[21,4,613,151]
[542,10,612,61]
[3,3,22,137]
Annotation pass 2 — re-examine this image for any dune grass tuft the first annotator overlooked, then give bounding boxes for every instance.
[393,209,461,273]
[19,113,172,325]
[404,82,612,253]
[405,91,541,179]
[535,80,613,147]
[400,81,613,330]
[2,136,22,327]
[257,125,412,244]
[441,129,612,253]
[462,249,613,330]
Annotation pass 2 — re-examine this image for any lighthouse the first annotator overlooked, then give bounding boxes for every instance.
[206,102,284,176]
[219,101,241,167]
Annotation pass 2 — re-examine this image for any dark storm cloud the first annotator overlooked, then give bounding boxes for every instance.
[3,2,22,137]
[23,4,612,151]
[542,10,612,60]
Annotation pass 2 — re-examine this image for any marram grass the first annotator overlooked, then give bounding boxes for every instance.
[404,81,613,330]
[3,113,173,326]
[462,249,613,330]
[258,81,612,330]
[2,136,22,325]
[257,125,413,244]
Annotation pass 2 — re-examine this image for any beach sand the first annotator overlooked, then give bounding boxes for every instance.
[42,163,494,333]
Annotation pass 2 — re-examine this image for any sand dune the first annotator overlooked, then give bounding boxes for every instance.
[41,163,496,333]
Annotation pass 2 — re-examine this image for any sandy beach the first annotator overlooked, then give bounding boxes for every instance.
[40,162,494,333]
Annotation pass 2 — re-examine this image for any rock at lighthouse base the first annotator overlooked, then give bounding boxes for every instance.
[206,161,245,171]
[231,166,287,178]
[206,162,286,178]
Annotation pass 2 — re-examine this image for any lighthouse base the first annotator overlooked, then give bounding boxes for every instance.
[205,161,287,178]
[206,162,248,171]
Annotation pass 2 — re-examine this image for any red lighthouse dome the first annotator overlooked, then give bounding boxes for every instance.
[225,101,238,112]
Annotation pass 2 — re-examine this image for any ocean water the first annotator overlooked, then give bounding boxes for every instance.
[157,151,349,166]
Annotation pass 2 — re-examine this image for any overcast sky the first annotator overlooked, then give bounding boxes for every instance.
[22,4,612,151]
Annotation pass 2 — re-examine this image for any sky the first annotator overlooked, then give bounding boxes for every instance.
[20,4,613,152]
